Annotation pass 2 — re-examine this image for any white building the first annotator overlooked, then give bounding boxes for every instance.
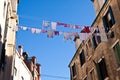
[13,50,32,80]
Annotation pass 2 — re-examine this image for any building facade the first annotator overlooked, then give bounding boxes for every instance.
[69,0,120,80]
[22,51,41,80]
[0,0,19,80]
[13,49,33,80]
[13,46,41,80]
[0,0,41,80]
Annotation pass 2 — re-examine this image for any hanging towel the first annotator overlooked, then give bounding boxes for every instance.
[51,22,57,30]
[35,29,41,34]
[72,32,79,37]
[59,31,63,35]
[31,28,36,34]
[64,32,72,41]
[22,27,28,30]
[57,22,65,26]
[43,20,50,28]
[79,33,89,41]
[84,26,90,33]
[42,29,47,33]
[47,30,53,38]
[75,25,81,29]
[54,31,59,35]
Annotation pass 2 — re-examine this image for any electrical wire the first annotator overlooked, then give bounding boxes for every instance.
[41,74,70,79]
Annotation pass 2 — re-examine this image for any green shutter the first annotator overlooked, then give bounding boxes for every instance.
[116,43,120,64]
[109,6,115,24]
[93,60,102,80]
[96,63,102,80]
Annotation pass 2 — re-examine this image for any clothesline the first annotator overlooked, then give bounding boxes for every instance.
[19,15,104,31]
[42,20,105,32]
[12,25,107,42]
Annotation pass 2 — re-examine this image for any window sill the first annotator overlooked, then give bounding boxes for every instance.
[87,55,92,61]
[104,77,109,80]
[81,63,85,68]
[73,75,77,80]
[116,67,120,71]
[82,75,87,80]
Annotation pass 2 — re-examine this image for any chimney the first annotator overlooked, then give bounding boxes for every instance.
[22,52,28,60]
[36,64,41,80]
[18,45,23,55]
[32,56,36,65]
[36,63,41,74]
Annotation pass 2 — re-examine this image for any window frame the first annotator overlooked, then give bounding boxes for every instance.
[113,42,120,67]
[71,63,77,78]
[96,58,108,80]
[92,29,101,49]
[14,67,17,76]
[79,49,86,66]
[90,69,95,80]
[102,6,115,33]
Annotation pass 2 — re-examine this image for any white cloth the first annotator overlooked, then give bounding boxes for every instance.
[43,20,50,27]
[35,29,41,34]
[79,33,89,41]
[51,22,57,30]
[64,32,72,40]
[31,28,36,33]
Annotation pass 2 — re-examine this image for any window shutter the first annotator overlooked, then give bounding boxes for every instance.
[96,63,102,80]
[116,43,120,64]
[97,35,101,44]
[109,6,115,24]
[102,16,108,32]
[92,35,97,49]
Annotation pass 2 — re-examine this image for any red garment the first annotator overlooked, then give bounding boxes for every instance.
[72,32,79,37]
[54,31,59,35]
[75,25,80,29]
[84,26,90,33]
[64,24,71,27]
[57,22,65,25]
[42,29,47,33]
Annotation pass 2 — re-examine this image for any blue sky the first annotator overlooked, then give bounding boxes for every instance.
[17,0,95,80]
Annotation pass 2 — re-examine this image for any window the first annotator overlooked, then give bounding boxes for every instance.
[90,69,95,80]
[92,29,101,49]
[113,43,120,66]
[3,2,6,17]
[86,44,88,57]
[88,39,92,47]
[102,6,115,33]
[79,49,85,66]
[83,76,87,80]
[35,77,37,80]
[0,42,6,70]
[14,67,17,76]
[21,76,24,80]
[84,77,87,80]
[0,24,2,61]
[96,58,108,80]
[71,63,76,77]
